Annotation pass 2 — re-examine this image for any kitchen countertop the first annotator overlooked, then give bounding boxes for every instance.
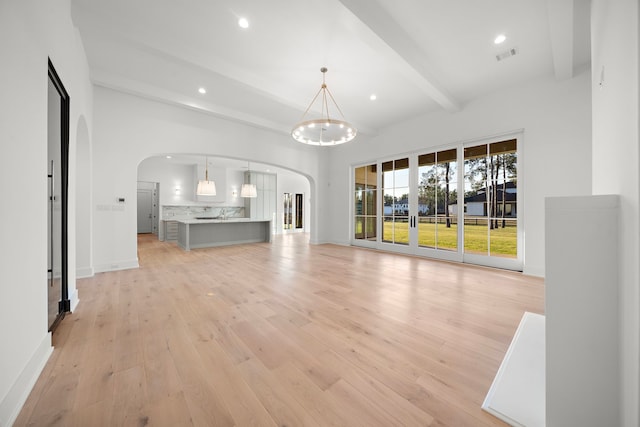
[175,217,270,224]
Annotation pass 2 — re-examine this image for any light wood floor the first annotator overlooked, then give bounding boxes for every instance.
[15,233,544,426]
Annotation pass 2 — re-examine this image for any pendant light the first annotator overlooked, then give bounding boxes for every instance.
[291,67,356,146]
[241,161,257,198]
[196,157,216,196]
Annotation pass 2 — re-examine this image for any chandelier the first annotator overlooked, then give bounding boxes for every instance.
[240,161,257,198]
[196,156,216,196]
[291,67,356,146]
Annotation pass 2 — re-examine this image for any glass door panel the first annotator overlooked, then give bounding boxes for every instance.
[354,164,377,241]
[417,153,436,247]
[283,192,292,230]
[488,139,517,258]
[464,144,489,255]
[295,194,303,229]
[382,158,410,245]
[463,139,517,258]
[417,149,457,251]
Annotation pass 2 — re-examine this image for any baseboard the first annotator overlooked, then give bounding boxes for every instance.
[523,265,545,278]
[76,266,94,278]
[0,333,53,427]
[69,287,80,312]
[93,258,139,274]
[309,238,350,246]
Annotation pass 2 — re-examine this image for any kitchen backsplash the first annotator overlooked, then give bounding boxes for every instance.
[162,205,244,220]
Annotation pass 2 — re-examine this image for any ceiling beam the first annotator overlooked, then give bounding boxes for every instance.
[337,0,460,112]
[546,0,574,80]
[90,69,293,135]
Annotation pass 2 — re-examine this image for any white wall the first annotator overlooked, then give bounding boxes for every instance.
[91,87,322,273]
[76,117,92,278]
[325,72,593,276]
[0,0,93,424]
[591,1,640,425]
[138,157,252,208]
[138,157,197,205]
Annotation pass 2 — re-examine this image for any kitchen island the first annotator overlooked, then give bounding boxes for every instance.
[176,218,272,251]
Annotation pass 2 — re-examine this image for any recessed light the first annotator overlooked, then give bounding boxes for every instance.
[370,94,377,101]
[166,155,172,159]
[494,34,507,44]
[198,87,206,94]
[238,17,249,29]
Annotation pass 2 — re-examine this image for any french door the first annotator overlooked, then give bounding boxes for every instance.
[353,137,521,270]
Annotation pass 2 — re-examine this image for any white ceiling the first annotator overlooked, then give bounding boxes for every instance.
[71,0,591,139]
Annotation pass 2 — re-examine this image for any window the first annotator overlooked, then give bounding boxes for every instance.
[382,158,410,245]
[463,139,517,258]
[354,164,377,240]
[417,149,457,251]
[351,136,521,270]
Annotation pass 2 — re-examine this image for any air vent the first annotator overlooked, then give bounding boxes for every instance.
[496,47,518,61]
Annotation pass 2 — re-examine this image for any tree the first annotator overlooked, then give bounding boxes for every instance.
[501,152,517,227]
[419,160,456,226]
[490,154,498,229]
[465,156,489,225]
[443,161,453,227]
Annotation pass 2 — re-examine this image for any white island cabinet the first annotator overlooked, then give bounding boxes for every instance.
[176,218,271,251]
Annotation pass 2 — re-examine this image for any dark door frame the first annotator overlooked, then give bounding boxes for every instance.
[48,58,71,332]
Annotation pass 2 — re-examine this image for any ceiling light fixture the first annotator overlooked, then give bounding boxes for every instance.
[198,87,206,94]
[370,94,377,101]
[291,67,356,146]
[494,34,507,44]
[196,157,216,196]
[238,17,249,29]
[240,161,257,198]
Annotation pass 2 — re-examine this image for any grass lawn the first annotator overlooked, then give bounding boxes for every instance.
[382,220,517,257]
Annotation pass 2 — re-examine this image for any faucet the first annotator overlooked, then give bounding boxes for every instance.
[221,208,226,220]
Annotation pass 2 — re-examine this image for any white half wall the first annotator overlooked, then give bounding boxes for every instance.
[325,72,593,276]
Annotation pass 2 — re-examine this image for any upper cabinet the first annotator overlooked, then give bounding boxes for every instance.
[244,171,277,220]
